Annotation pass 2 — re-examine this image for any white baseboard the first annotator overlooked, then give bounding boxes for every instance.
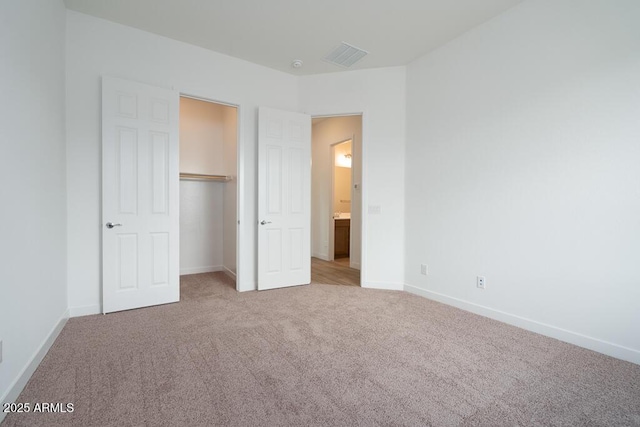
[69,304,101,317]
[180,265,224,276]
[223,266,236,280]
[311,252,330,261]
[350,261,361,270]
[404,284,640,365]
[0,309,69,423]
[363,281,404,291]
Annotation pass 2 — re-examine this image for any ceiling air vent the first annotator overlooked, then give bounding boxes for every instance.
[323,42,368,68]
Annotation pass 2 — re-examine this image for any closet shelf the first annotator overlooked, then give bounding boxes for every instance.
[180,173,233,182]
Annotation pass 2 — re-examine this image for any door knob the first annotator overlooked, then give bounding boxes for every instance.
[260,220,272,225]
[106,222,122,229]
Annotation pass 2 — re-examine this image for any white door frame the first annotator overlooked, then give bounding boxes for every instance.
[311,112,365,286]
[180,93,243,291]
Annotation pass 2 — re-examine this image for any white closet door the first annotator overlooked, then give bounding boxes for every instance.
[102,76,180,313]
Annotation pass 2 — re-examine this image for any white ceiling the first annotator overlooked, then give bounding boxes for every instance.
[64,0,524,75]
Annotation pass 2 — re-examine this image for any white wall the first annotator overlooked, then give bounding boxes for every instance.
[179,97,225,175]
[300,68,406,289]
[180,181,224,275]
[405,0,640,363]
[311,118,361,267]
[0,0,68,413]
[66,10,299,310]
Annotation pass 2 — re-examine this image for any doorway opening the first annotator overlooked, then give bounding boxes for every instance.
[178,96,239,292]
[332,139,352,260]
[310,115,362,287]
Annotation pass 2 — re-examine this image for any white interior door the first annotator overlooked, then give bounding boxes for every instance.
[102,76,179,313]
[258,107,311,290]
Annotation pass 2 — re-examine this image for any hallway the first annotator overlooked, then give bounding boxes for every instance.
[311,257,360,287]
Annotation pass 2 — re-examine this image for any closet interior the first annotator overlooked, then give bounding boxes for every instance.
[179,96,237,282]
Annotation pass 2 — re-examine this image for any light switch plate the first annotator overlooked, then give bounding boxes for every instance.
[421,264,428,275]
[368,205,381,214]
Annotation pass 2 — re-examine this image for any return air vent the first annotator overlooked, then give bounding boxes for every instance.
[323,42,368,68]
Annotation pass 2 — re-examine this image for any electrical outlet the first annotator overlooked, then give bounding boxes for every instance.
[0,340,3,364]
[420,264,428,275]
[477,276,486,290]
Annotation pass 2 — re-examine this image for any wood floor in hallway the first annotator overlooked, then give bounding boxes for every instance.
[311,257,360,287]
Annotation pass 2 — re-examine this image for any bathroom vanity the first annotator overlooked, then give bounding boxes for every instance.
[334,218,350,259]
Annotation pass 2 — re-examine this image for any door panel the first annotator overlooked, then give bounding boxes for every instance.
[266,146,282,214]
[102,76,179,313]
[117,128,138,214]
[258,107,311,290]
[151,132,169,214]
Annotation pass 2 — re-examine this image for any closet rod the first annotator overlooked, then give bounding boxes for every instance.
[179,173,232,182]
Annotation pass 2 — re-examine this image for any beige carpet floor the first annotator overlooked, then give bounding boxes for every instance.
[2,272,640,426]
